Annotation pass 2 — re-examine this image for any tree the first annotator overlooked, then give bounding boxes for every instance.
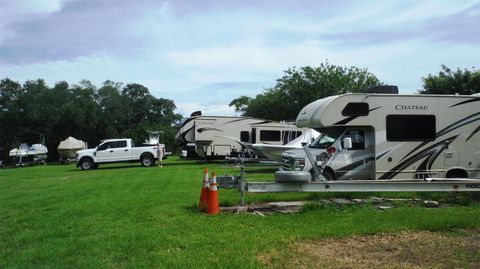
[230,62,381,120]
[97,80,126,138]
[0,78,182,162]
[419,65,480,95]
[229,96,252,114]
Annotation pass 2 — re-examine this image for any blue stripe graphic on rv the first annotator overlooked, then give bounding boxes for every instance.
[379,135,458,179]
[402,112,480,161]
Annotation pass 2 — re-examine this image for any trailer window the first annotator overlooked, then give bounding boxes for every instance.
[386,115,436,141]
[342,102,369,116]
[260,130,281,141]
[240,131,250,142]
[282,131,302,144]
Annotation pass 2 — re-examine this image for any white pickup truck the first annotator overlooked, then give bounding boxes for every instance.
[76,138,160,170]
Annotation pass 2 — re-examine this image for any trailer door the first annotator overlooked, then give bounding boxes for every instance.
[331,128,375,180]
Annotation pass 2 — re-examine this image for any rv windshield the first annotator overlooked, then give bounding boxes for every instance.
[310,128,344,149]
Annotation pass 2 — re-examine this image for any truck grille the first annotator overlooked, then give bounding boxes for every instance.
[281,155,291,170]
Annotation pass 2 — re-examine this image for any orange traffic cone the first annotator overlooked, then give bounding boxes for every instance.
[198,168,209,211]
[207,171,220,215]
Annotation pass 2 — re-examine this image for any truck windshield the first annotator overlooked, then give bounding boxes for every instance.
[310,128,344,149]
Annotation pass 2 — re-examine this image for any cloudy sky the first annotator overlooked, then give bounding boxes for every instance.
[1,0,479,116]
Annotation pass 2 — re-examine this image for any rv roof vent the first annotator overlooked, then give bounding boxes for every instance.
[363,85,398,94]
[191,111,202,117]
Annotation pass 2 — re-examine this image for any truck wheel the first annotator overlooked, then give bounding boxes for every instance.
[322,170,336,181]
[310,169,336,181]
[140,154,154,167]
[80,157,94,170]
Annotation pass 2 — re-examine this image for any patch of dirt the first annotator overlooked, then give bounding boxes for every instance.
[259,229,480,269]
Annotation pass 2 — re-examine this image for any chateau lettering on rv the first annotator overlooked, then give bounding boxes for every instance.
[395,105,428,110]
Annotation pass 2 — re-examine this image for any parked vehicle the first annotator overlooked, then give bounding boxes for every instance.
[143,130,171,159]
[58,136,87,163]
[279,86,480,182]
[76,138,160,170]
[0,147,4,168]
[9,132,48,166]
[175,111,303,159]
[251,128,320,161]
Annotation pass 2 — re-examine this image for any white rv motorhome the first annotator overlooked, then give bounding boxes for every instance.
[175,111,303,158]
[279,86,480,182]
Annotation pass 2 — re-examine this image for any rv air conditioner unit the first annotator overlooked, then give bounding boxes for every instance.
[363,85,398,94]
[191,111,202,117]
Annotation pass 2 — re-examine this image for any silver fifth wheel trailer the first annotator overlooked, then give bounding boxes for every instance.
[277,86,480,182]
[175,111,303,158]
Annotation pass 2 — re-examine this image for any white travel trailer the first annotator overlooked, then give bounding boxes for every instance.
[175,111,303,158]
[279,86,480,182]
[251,128,320,161]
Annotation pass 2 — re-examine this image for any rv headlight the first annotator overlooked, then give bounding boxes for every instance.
[290,157,305,171]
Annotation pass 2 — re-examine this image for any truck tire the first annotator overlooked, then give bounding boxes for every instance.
[80,157,94,170]
[322,170,336,181]
[140,154,154,167]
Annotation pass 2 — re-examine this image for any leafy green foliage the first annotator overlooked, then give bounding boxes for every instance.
[231,62,381,120]
[419,65,480,95]
[0,78,183,160]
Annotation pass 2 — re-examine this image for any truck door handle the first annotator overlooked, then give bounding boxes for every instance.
[124,149,128,152]
[109,150,114,153]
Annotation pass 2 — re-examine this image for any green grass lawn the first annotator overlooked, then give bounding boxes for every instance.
[1,158,479,268]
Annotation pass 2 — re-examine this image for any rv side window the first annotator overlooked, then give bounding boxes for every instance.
[386,115,436,141]
[260,130,281,141]
[240,131,250,142]
[342,102,369,116]
[341,130,365,150]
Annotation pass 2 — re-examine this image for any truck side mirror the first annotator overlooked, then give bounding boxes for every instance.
[343,137,353,149]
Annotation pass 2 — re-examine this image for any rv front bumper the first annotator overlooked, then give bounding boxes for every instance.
[275,170,311,183]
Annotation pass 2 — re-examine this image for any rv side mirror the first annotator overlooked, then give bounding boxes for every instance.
[343,137,353,149]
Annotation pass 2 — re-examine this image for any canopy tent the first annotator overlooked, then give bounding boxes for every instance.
[57,136,86,150]
[57,137,86,162]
